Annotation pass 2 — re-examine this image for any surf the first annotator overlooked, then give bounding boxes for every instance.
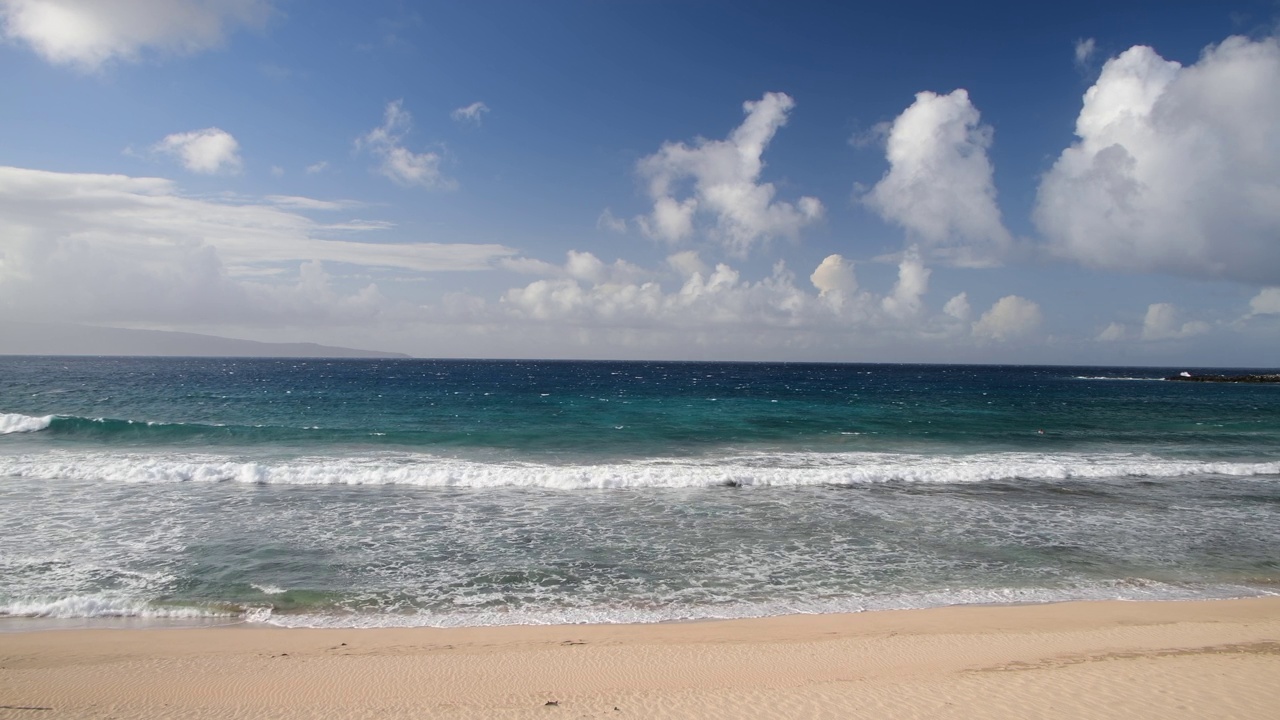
[2,449,1277,489]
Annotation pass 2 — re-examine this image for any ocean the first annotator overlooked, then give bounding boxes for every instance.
[2,357,1278,629]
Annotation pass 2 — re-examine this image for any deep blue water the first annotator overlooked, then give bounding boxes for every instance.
[1,357,1277,627]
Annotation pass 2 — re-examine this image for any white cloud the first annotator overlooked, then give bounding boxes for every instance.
[596,208,627,233]
[666,250,706,279]
[486,247,1024,360]
[1140,303,1210,341]
[269,165,284,177]
[0,166,515,325]
[152,127,242,174]
[265,195,358,212]
[863,89,1012,265]
[565,250,607,284]
[498,250,646,286]
[880,246,931,319]
[1096,322,1126,341]
[0,0,270,70]
[810,254,858,296]
[356,100,454,190]
[451,101,489,124]
[943,292,970,321]
[305,161,329,175]
[1248,287,1280,315]
[497,256,561,276]
[502,258,812,328]
[640,196,697,243]
[360,245,1081,360]
[319,219,396,232]
[1074,37,1096,68]
[501,255,814,329]
[972,295,1042,340]
[1035,36,1280,284]
[809,254,858,313]
[635,92,823,256]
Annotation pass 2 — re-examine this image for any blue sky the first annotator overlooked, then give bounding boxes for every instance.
[1,0,1278,364]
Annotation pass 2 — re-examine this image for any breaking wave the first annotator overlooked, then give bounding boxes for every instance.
[1,450,1276,489]
[0,594,233,620]
[0,412,54,434]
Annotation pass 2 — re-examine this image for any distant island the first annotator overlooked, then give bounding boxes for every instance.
[1165,372,1280,384]
[0,322,410,359]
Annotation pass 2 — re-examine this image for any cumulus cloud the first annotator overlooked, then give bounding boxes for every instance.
[809,254,858,312]
[349,243,1066,360]
[503,258,810,328]
[1035,36,1280,284]
[152,127,242,174]
[666,250,706,279]
[500,253,842,330]
[451,101,489,124]
[0,166,515,325]
[1096,322,1126,342]
[486,245,1034,361]
[0,0,270,70]
[810,254,857,296]
[1248,287,1280,315]
[1140,302,1210,340]
[357,100,454,190]
[635,92,823,256]
[943,292,970,321]
[499,250,646,286]
[863,89,1012,265]
[972,295,1042,340]
[880,246,931,319]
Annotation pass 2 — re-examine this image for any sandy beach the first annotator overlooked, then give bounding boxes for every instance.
[2,597,1278,719]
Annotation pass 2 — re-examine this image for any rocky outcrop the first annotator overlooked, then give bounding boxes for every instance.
[1165,372,1280,383]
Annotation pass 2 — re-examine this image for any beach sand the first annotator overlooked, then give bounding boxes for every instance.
[2,597,1279,719]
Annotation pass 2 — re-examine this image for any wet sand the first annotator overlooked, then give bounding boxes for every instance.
[3,597,1279,719]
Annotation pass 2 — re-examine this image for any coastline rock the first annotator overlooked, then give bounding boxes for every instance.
[1164,373,1280,383]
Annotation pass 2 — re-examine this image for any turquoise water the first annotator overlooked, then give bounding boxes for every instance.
[1,357,1278,627]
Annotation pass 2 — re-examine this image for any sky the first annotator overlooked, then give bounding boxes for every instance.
[1,0,1279,365]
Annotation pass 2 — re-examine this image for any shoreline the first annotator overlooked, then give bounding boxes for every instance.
[3,597,1279,718]
[3,586,1273,633]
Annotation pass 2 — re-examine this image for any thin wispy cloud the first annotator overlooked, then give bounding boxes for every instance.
[0,166,515,326]
[451,101,489,125]
[356,100,455,189]
[1074,37,1097,68]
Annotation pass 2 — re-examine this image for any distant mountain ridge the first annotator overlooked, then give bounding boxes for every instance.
[0,322,411,359]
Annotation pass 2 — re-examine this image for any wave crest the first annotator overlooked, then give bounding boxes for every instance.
[1,451,1276,489]
[0,412,54,435]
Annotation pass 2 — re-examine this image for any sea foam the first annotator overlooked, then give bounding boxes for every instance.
[1,450,1276,489]
[249,581,1269,628]
[2,583,1264,627]
[0,594,231,620]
